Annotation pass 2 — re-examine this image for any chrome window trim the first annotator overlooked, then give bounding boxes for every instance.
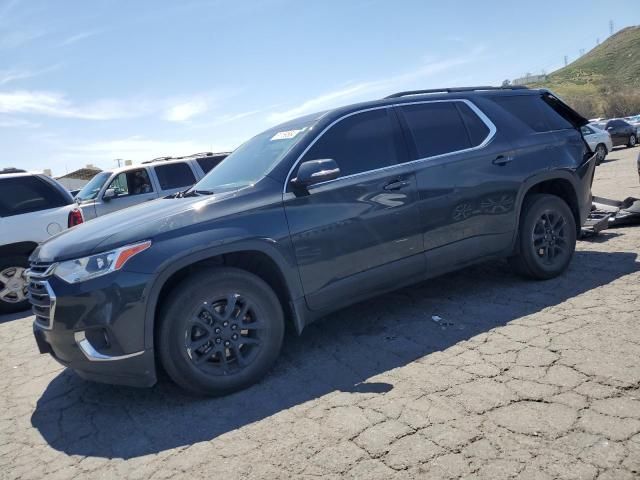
[74,331,145,362]
[283,98,497,193]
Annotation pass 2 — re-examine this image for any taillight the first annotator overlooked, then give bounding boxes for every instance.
[68,208,84,228]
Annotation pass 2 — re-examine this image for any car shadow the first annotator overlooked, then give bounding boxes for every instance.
[0,309,32,324]
[31,250,638,459]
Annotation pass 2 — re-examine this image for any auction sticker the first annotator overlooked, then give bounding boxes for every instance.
[271,129,302,141]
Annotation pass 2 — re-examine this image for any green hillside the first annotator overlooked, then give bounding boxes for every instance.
[529,26,640,117]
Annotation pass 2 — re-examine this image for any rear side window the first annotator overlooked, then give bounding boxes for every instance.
[301,108,400,177]
[456,103,491,146]
[197,157,224,174]
[540,94,577,130]
[398,102,471,159]
[0,176,69,217]
[493,95,549,132]
[154,163,196,190]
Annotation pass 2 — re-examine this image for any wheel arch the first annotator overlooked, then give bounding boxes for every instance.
[512,172,581,252]
[144,240,306,351]
[0,241,39,258]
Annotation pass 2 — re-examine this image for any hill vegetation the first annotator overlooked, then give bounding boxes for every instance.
[528,26,640,118]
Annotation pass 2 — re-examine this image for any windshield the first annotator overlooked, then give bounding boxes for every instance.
[192,118,317,192]
[75,171,111,201]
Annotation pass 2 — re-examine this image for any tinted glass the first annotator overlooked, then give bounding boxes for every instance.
[581,126,595,135]
[541,94,577,130]
[107,169,154,197]
[399,102,471,159]
[195,116,317,192]
[75,171,110,201]
[456,103,490,146]
[493,95,549,132]
[154,163,196,190]
[302,108,399,177]
[0,176,69,217]
[197,157,224,174]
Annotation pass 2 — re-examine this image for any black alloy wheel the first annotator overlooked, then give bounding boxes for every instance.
[509,194,576,280]
[158,267,284,396]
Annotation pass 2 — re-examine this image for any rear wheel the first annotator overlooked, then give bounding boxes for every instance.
[0,256,30,314]
[509,194,576,280]
[594,143,607,165]
[628,134,637,148]
[158,267,284,396]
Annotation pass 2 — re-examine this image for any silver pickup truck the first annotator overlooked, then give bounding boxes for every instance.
[75,152,228,220]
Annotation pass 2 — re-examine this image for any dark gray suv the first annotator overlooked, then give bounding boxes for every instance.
[29,86,596,395]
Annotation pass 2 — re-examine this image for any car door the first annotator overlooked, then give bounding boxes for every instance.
[283,107,424,312]
[394,99,519,275]
[152,162,198,196]
[606,120,626,146]
[95,168,158,216]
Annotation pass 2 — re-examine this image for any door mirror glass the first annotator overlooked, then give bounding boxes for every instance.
[292,159,340,188]
[103,188,116,201]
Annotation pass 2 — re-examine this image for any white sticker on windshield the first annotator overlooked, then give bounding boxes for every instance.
[271,129,302,141]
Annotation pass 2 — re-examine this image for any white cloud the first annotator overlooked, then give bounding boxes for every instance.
[0,90,151,120]
[57,30,101,47]
[0,64,61,86]
[0,115,38,128]
[267,49,485,124]
[61,136,233,167]
[164,98,209,122]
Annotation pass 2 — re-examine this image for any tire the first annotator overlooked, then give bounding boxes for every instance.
[594,143,607,165]
[158,267,285,396]
[628,134,637,148]
[0,255,30,314]
[509,194,576,280]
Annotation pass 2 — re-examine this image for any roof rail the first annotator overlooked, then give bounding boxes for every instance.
[0,167,27,174]
[384,85,528,99]
[142,151,231,164]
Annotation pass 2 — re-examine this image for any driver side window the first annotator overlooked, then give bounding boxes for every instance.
[107,169,154,198]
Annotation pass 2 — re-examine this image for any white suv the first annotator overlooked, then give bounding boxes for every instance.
[0,171,83,313]
[74,153,228,220]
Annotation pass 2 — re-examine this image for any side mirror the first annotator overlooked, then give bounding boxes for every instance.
[291,159,340,190]
[103,188,116,202]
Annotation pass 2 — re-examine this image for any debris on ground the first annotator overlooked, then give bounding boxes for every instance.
[580,196,640,238]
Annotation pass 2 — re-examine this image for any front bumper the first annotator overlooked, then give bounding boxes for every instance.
[30,270,157,388]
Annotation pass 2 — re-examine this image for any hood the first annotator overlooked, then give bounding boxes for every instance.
[33,188,243,263]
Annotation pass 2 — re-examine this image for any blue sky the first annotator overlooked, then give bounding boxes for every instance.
[1,0,639,175]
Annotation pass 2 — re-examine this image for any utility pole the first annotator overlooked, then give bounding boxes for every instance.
[564,55,568,67]
[579,48,585,57]
[609,20,614,36]
[596,38,600,46]
[115,158,122,168]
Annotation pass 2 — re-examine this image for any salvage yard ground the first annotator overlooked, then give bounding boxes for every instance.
[1,148,640,480]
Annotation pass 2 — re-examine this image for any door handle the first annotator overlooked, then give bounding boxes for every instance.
[383,179,410,191]
[492,155,514,166]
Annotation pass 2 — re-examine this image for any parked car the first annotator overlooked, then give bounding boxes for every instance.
[0,172,83,313]
[624,115,640,136]
[30,86,596,395]
[75,152,229,220]
[602,119,637,148]
[581,124,613,164]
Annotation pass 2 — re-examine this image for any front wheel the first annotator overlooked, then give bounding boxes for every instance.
[628,134,637,148]
[0,256,30,314]
[158,267,285,396]
[509,194,577,280]
[594,143,607,165]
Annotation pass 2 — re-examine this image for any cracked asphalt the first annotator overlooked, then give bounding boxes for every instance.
[1,148,640,480]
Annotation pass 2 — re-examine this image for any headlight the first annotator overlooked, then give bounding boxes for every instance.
[54,241,151,284]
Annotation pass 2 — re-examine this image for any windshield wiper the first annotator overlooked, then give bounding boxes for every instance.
[174,189,215,198]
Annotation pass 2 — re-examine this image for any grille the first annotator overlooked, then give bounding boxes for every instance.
[27,262,56,329]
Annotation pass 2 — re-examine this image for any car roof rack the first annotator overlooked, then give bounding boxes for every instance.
[384,85,528,99]
[142,151,231,164]
[0,167,27,174]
